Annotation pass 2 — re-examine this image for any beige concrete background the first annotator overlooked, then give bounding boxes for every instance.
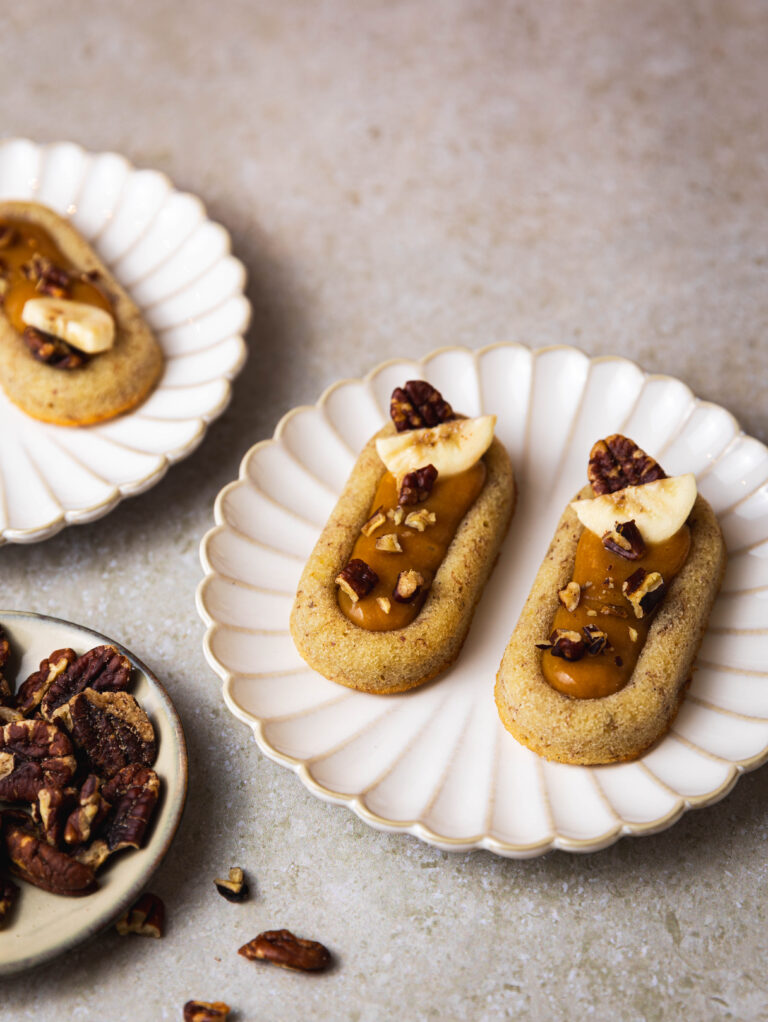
[1,1,767,1019]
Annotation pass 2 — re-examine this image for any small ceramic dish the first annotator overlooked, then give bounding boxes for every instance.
[0,610,187,974]
[197,343,768,857]
[0,138,250,545]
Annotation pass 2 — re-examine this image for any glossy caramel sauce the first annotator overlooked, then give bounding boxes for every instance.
[542,524,691,698]
[338,461,486,631]
[0,219,111,333]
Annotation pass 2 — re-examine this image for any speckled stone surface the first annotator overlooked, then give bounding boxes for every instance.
[1,1,767,1019]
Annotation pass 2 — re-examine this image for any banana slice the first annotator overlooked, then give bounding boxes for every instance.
[376,415,496,481]
[571,473,697,545]
[22,297,115,354]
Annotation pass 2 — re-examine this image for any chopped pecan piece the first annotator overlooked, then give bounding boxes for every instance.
[53,689,156,780]
[404,508,436,532]
[40,644,132,721]
[0,719,77,803]
[360,507,387,537]
[33,784,78,846]
[588,435,666,495]
[0,874,19,927]
[115,892,165,937]
[335,559,378,603]
[390,381,455,432]
[0,707,23,725]
[582,625,609,656]
[388,506,406,525]
[3,817,96,896]
[602,520,646,560]
[238,929,332,972]
[598,604,629,619]
[558,581,581,613]
[547,629,587,661]
[629,627,639,642]
[398,464,438,505]
[20,252,52,283]
[375,533,402,553]
[376,596,391,615]
[214,866,249,903]
[23,326,86,369]
[75,764,160,869]
[35,263,70,298]
[184,1002,231,1022]
[16,648,76,717]
[623,568,666,619]
[393,569,424,603]
[64,774,111,847]
[0,224,16,249]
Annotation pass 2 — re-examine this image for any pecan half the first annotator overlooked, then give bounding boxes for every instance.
[588,435,666,495]
[238,929,332,972]
[390,381,455,432]
[4,817,96,896]
[335,559,378,602]
[602,520,646,560]
[582,625,609,656]
[557,581,581,613]
[548,629,587,661]
[23,326,86,370]
[0,719,77,803]
[393,569,424,603]
[53,689,156,780]
[623,568,666,619]
[184,1003,231,1022]
[115,892,165,937]
[75,764,160,869]
[0,874,19,927]
[214,866,249,903]
[64,774,111,847]
[16,648,76,717]
[398,464,438,505]
[40,644,132,721]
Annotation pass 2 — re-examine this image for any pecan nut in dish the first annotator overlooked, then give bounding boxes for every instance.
[52,689,156,779]
[40,644,131,721]
[3,815,97,896]
[238,929,332,972]
[0,719,77,803]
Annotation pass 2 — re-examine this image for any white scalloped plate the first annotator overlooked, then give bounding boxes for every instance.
[0,611,187,974]
[0,138,249,545]
[197,344,768,857]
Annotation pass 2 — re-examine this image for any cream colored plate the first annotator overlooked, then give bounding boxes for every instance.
[197,343,768,856]
[0,138,250,545]
[0,611,187,974]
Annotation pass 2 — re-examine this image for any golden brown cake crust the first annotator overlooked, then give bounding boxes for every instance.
[0,201,163,426]
[494,487,726,765]
[290,425,516,693]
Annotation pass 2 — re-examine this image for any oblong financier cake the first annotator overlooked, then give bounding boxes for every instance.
[495,438,726,765]
[290,382,516,694]
[0,201,163,425]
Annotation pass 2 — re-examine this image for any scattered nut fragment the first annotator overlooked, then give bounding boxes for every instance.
[582,625,609,656]
[585,609,598,618]
[23,326,85,370]
[393,569,424,604]
[214,866,249,903]
[375,533,402,553]
[598,604,629,619]
[602,519,646,560]
[390,381,454,432]
[360,507,386,537]
[588,435,666,495]
[404,509,437,532]
[335,559,378,603]
[238,929,332,972]
[623,568,666,619]
[629,627,639,642]
[115,892,165,938]
[376,596,391,615]
[547,629,587,662]
[0,225,16,249]
[388,506,406,525]
[183,1002,230,1022]
[64,774,110,846]
[557,581,581,613]
[398,464,438,505]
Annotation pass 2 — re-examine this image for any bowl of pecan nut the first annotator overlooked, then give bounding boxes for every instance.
[0,610,187,975]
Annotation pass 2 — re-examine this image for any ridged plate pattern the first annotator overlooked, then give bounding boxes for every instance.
[197,344,768,856]
[0,139,249,544]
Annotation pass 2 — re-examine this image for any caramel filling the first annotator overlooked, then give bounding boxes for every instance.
[542,524,691,699]
[0,219,111,333]
[339,461,487,631]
